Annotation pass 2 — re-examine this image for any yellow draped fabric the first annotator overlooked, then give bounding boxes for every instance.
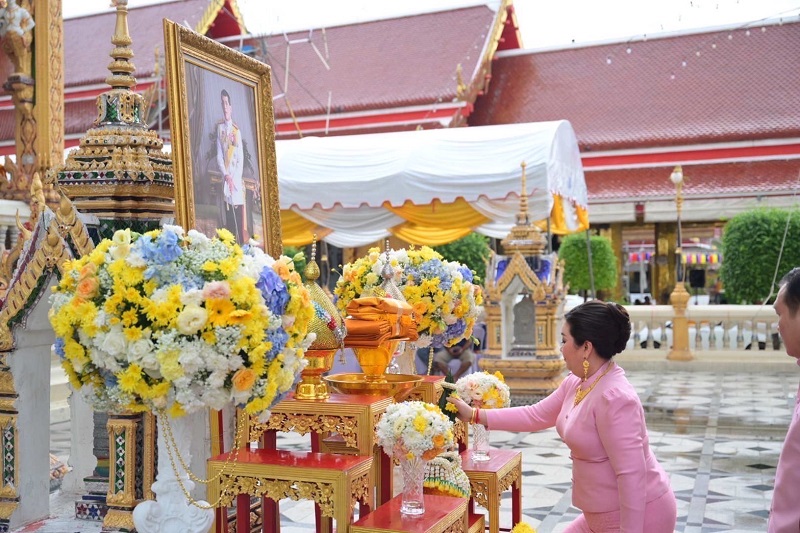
[280,210,330,247]
[389,225,474,246]
[384,198,489,229]
[385,198,490,245]
[279,195,588,246]
[549,194,590,235]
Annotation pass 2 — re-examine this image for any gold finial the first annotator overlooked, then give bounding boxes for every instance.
[516,161,529,225]
[105,0,136,89]
[304,234,321,282]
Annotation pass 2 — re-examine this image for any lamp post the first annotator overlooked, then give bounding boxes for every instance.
[667,165,693,361]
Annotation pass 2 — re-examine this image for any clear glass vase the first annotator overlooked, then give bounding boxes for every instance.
[471,423,491,462]
[399,455,427,515]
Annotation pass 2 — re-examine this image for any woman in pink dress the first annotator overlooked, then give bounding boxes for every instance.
[450,301,676,532]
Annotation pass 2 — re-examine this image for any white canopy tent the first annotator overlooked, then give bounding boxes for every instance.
[275,121,588,247]
[60,122,587,247]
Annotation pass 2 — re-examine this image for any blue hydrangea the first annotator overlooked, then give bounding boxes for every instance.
[256,267,290,316]
[265,328,289,360]
[458,265,474,283]
[54,337,66,360]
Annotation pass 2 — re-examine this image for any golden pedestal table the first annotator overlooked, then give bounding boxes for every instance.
[351,494,468,533]
[258,392,394,505]
[209,449,373,533]
[232,392,393,533]
[460,449,522,533]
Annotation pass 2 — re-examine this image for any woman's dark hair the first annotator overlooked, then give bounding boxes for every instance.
[564,300,631,359]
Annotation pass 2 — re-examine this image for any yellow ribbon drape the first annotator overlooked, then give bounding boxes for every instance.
[549,193,589,235]
[383,198,489,229]
[280,209,330,247]
[384,198,490,245]
[279,195,589,247]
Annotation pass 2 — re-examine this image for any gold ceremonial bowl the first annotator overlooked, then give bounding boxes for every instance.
[352,341,399,381]
[323,373,423,402]
[295,349,337,401]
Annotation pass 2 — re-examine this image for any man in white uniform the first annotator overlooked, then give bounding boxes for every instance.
[216,89,247,242]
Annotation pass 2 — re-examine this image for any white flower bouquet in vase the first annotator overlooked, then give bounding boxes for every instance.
[375,401,454,515]
[454,371,510,461]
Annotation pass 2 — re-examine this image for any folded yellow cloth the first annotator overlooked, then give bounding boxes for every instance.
[343,318,393,347]
[346,297,413,319]
[345,297,419,343]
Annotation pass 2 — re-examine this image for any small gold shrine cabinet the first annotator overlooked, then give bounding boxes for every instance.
[479,164,567,404]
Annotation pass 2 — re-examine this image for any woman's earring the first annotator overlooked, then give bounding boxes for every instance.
[582,359,589,382]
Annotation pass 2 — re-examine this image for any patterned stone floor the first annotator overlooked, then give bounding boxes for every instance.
[22,363,799,532]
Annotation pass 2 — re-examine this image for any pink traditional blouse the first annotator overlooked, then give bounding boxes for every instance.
[484,362,671,532]
[769,370,800,533]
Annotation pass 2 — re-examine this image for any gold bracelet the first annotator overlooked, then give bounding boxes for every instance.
[470,408,477,424]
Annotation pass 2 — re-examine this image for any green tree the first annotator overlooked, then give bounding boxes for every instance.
[558,233,617,296]
[721,208,800,304]
[433,232,491,283]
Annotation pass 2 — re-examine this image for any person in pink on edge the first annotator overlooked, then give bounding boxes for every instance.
[449,301,676,533]
[769,267,800,533]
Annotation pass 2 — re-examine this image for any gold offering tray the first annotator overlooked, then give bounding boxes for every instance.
[324,373,423,401]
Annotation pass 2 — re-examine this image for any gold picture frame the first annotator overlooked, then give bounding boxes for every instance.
[163,18,282,257]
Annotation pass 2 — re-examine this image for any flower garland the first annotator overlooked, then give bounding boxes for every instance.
[375,401,454,460]
[334,246,483,348]
[423,450,471,498]
[49,225,315,419]
[454,371,511,409]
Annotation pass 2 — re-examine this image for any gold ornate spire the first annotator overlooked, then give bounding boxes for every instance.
[516,161,530,225]
[501,161,546,255]
[53,0,173,221]
[105,0,136,90]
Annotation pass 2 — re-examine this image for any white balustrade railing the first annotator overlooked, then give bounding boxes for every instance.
[625,304,781,353]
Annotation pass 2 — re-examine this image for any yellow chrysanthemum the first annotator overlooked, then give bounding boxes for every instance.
[118,364,143,393]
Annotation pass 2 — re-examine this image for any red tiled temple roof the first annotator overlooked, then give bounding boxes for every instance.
[469,20,800,151]
[1,3,513,152]
[587,159,800,201]
[238,6,501,119]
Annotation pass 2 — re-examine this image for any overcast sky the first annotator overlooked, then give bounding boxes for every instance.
[64,0,800,49]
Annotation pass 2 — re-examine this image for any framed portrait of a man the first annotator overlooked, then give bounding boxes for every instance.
[163,19,281,257]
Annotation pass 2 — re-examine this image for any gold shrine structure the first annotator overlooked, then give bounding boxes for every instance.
[480,163,567,403]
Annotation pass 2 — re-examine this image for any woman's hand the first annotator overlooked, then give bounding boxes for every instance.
[447,395,473,423]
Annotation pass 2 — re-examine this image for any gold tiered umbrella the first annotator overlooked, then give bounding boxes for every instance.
[295,240,346,400]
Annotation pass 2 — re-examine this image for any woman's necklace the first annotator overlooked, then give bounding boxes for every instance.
[574,362,615,407]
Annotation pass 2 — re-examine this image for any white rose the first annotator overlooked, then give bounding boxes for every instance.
[129,338,154,363]
[109,243,130,261]
[101,328,126,357]
[180,289,204,307]
[112,228,132,246]
[163,224,185,237]
[177,305,208,335]
[187,229,209,244]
